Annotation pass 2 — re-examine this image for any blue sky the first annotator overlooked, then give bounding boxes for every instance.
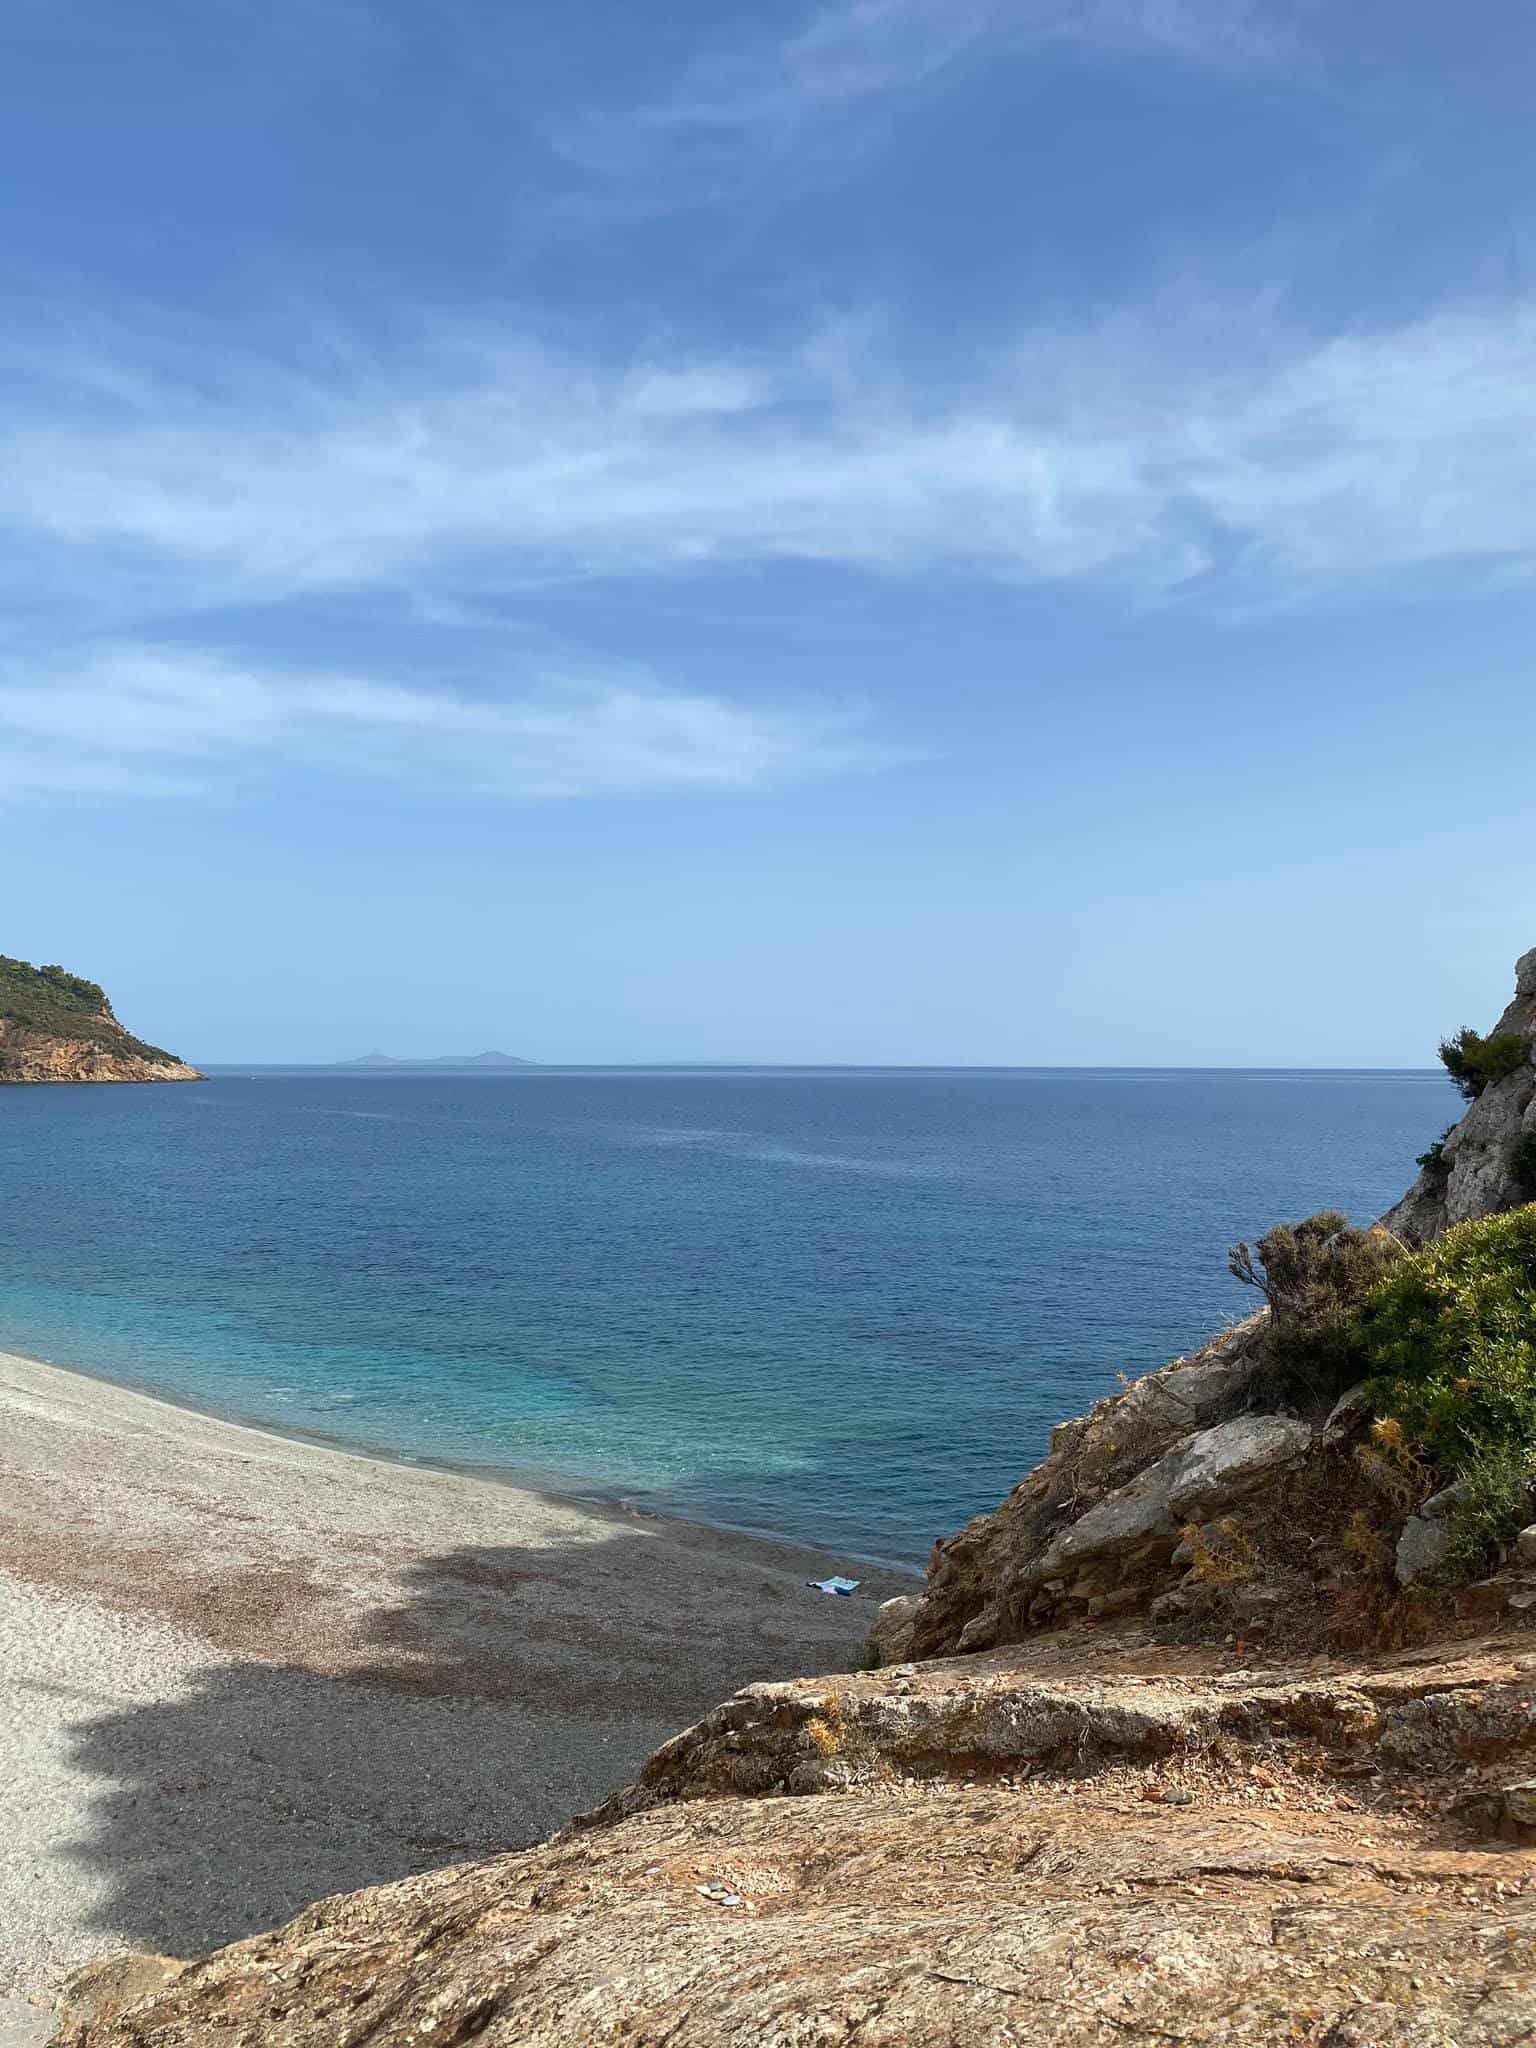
[2,0,1533,1063]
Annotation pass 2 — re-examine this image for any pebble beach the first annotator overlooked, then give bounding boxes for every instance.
[0,1349,894,2034]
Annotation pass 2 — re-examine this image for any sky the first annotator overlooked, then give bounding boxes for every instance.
[2,0,1533,1065]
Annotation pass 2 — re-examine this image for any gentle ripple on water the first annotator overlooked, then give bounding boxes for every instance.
[0,1067,1450,1565]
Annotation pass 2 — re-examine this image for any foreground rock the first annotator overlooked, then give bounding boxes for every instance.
[57,1633,1536,2046]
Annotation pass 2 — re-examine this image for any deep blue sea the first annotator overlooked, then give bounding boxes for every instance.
[0,1068,1451,1567]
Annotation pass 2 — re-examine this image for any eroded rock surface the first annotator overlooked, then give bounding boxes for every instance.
[57,1635,1536,2047]
[0,1027,200,1083]
[909,1317,1272,1659]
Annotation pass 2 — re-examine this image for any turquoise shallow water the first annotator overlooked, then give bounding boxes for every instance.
[0,1067,1449,1565]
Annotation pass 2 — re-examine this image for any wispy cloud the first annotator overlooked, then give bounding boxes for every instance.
[0,649,893,803]
[550,0,1289,204]
[4,290,1536,625]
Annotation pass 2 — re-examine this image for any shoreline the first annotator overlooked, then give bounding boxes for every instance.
[0,1339,925,1579]
[0,1347,905,2012]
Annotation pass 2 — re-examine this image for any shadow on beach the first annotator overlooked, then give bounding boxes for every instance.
[56,1516,876,1962]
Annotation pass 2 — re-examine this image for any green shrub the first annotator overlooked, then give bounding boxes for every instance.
[1438,1027,1531,1102]
[1362,1205,1536,1464]
[1229,1210,1404,1403]
[1510,1129,1536,1200]
[1416,1126,1456,1181]
[1436,1443,1535,1585]
[1359,1206,1536,1577]
[0,953,177,1070]
[0,956,109,1018]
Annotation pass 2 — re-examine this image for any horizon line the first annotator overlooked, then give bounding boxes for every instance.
[194,1059,1450,1076]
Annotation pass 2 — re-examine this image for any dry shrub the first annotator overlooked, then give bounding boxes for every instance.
[1353,1416,1430,1512]
[1229,1212,1405,1406]
[1180,1516,1259,1586]
[806,1716,841,1758]
[1326,1582,1440,1653]
[1341,1509,1389,1574]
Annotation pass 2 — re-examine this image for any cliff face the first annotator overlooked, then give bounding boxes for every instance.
[1382,945,1536,1242]
[0,1022,202,1083]
[0,956,200,1083]
[905,947,1536,1666]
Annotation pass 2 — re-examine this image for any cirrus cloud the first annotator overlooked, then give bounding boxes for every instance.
[0,648,898,803]
[3,289,1536,625]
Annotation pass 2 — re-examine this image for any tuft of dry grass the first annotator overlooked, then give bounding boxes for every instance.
[1180,1517,1259,1586]
[1354,1417,1430,1512]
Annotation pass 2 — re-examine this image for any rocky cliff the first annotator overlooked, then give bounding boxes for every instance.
[0,956,199,1083]
[1383,944,1536,1241]
[54,948,1536,2046]
[905,944,1536,1666]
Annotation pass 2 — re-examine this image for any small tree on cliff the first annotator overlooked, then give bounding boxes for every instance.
[1437,1027,1531,1102]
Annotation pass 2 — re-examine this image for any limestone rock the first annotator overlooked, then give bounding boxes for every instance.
[0,1026,201,1083]
[1036,1438,1191,1577]
[1516,1526,1536,1568]
[1165,1415,1313,1522]
[1148,1588,1190,1622]
[864,1593,921,1667]
[60,1957,186,2033]
[1499,1778,1536,1837]
[1420,1478,1472,1520]
[1034,1415,1310,1583]
[1397,1515,1451,1585]
[1382,943,1536,1241]
[1321,1382,1371,1445]
[910,1316,1268,1657]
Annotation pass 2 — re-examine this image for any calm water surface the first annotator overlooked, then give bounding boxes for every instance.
[0,1068,1449,1565]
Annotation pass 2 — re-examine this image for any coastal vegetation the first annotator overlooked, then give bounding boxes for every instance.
[1437,1024,1532,1100]
[0,952,197,1080]
[1416,1125,1455,1180]
[1227,1208,1403,1403]
[1228,1201,1536,1586]
[1361,1205,1536,1579]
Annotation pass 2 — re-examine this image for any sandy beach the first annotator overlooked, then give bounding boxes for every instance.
[0,1349,904,2037]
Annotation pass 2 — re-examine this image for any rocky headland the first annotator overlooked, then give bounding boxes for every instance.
[52,948,1536,2046]
[0,956,199,1084]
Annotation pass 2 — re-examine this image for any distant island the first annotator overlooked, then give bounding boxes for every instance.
[0,954,201,1083]
[341,1050,538,1069]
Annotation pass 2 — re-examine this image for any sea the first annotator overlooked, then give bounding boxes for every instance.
[0,1067,1450,1569]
